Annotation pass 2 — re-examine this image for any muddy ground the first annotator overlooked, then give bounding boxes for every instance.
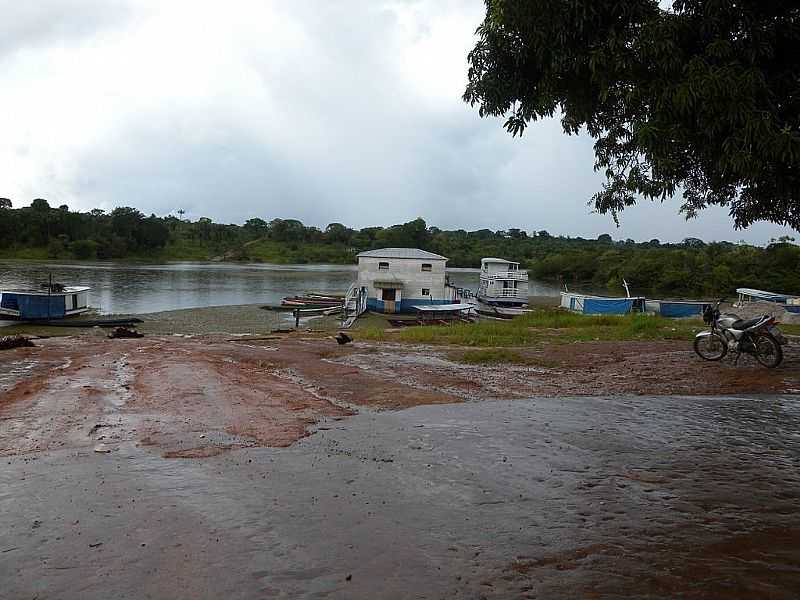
[2,333,800,598]
[1,333,799,457]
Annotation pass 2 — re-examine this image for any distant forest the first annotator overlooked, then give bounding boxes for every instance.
[1,198,799,296]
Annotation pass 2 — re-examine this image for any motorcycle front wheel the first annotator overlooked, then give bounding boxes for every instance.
[694,332,727,361]
[754,333,783,368]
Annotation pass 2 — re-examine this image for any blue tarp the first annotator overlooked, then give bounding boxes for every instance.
[582,298,634,315]
[786,306,800,314]
[15,294,66,319]
[659,302,709,318]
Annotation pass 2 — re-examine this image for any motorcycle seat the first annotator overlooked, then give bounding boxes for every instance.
[731,317,762,330]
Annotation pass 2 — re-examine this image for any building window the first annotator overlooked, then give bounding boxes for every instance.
[421,263,432,272]
[422,288,430,296]
[378,262,389,270]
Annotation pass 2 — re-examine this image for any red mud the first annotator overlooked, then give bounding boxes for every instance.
[1,334,798,458]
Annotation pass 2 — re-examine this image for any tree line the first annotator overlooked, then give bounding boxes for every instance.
[1,198,798,296]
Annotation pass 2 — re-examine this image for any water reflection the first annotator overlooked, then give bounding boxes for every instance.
[0,261,560,315]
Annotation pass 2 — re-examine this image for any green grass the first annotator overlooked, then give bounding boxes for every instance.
[356,309,703,347]
[781,323,800,336]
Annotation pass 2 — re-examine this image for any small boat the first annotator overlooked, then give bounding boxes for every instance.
[0,285,91,320]
[280,294,344,308]
[472,302,531,319]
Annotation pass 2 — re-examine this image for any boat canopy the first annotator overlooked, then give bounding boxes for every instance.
[736,288,796,303]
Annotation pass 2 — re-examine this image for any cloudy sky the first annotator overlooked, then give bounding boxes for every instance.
[0,0,796,244]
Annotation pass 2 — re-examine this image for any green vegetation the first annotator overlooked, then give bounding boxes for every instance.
[1,200,798,297]
[782,324,800,336]
[357,309,702,347]
[465,1,800,230]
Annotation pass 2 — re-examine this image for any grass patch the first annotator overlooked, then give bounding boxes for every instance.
[355,308,703,347]
[781,323,800,336]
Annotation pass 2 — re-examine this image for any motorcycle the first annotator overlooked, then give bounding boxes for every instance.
[694,299,785,368]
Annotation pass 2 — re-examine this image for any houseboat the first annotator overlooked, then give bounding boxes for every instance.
[0,285,91,320]
[470,258,530,318]
[476,258,528,306]
[354,248,456,313]
[342,248,457,324]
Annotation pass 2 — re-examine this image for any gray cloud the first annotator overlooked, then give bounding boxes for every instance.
[0,0,134,59]
[0,1,796,244]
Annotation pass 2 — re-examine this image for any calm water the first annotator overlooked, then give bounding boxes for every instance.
[0,260,560,315]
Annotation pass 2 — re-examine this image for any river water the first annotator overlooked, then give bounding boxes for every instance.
[0,260,560,315]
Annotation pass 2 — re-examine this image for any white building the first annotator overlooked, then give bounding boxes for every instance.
[476,258,529,307]
[355,248,455,313]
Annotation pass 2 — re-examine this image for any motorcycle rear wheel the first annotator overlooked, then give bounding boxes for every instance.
[694,332,727,361]
[754,333,783,368]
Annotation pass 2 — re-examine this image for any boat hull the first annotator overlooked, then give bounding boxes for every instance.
[0,306,91,320]
[472,299,531,319]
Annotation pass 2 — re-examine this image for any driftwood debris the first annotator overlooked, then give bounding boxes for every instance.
[108,327,144,339]
[0,335,35,351]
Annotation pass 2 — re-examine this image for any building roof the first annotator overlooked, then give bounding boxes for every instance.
[1,286,90,296]
[481,257,517,264]
[357,248,447,261]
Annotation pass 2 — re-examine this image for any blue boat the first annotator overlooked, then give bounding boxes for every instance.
[560,292,646,315]
[0,286,91,320]
[646,300,712,318]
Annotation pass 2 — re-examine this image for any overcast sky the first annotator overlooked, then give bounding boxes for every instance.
[0,0,796,244]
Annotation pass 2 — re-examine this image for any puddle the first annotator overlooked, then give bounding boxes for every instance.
[0,358,40,393]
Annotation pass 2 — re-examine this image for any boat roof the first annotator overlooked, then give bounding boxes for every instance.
[1,286,90,295]
[357,248,447,261]
[560,292,645,300]
[481,257,518,264]
[736,288,796,302]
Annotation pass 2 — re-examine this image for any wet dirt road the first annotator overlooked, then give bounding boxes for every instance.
[3,394,800,599]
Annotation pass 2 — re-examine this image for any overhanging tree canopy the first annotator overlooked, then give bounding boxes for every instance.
[464,0,800,229]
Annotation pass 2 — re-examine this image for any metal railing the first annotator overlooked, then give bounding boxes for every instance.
[483,288,524,298]
[481,271,528,281]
